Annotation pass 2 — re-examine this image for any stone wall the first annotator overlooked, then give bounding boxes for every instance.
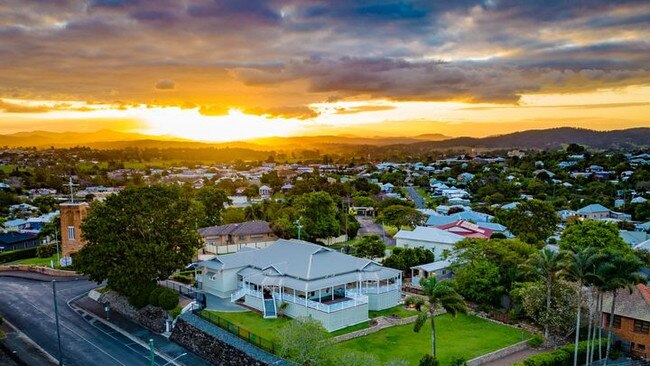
[171,313,290,366]
[100,291,166,333]
[467,340,529,366]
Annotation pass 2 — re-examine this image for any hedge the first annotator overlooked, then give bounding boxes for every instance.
[37,244,56,258]
[0,247,38,264]
[158,288,179,310]
[514,340,604,366]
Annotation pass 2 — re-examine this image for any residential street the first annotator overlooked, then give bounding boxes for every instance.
[0,276,178,366]
[404,186,427,209]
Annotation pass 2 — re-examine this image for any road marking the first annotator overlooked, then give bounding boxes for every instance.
[17,296,130,366]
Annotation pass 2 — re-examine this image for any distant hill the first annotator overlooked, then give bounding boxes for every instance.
[0,130,185,148]
[0,127,647,152]
[406,127,650,150]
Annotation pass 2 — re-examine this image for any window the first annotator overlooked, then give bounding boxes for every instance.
[606,314,622,328]
[634,320,650,334]
[638,344,646,351]
[67,226,75,240]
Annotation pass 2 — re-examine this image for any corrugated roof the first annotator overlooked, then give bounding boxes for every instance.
[394,226,464,244]
[603,284,650,322]
[201,239,400,286]
[199,220,273,237]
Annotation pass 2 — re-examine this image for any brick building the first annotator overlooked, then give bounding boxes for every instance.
[603,284,650,359]
[59,202,89,259]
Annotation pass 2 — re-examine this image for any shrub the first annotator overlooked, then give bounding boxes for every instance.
[404,295,426,311]
[148,287,164,307]
[449,356,467,366]
[128,287,154,309]
[519,340,603,366]
[527,335,544,348]
[36,244,56,258]
[0,247,38,264]
[169,305,182,319]
[419,354,439,366]
[171,274,193,284]
[158,288,179,310]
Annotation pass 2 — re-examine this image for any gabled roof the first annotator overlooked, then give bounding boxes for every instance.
[394,226,464,245]
[411,259,453,272]
[603,284,650,322]
[199,220,273,237]
[577,204,610,214]
[437,220,494,239]
[201,239,399,282]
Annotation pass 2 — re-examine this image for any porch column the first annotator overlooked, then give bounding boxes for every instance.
[331,286,334,301]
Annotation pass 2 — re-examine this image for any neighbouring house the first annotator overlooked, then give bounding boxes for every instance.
[0,232,40,252]
[258,185,272,198]
[394,226,464,258]
[436,220,494,239]
[602,284,650,359]
[59,202,89,260]
[3,218,28,232]
[410,259,453,287]
[199,239,402,332]
[621,230,650,247]
[198,221,278,256]
[576,204,632,221]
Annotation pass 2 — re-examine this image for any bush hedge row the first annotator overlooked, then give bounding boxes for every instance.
[0,247,38,264]
[514,340,603,366]
[37,244,56,258]
[128,286,179,311]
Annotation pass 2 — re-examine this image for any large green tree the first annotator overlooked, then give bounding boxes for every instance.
[378,205,426,227]
[354,235,386,259]
[76,185,202,297]
[521,248,564,337]
[299,191,340,240]
[559,220,628,252]
[496,199,559,245]
[195,186,231,227]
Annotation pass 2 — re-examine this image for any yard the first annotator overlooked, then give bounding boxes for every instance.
[335,313,528,365]
[369,305,419,319]
[6,254,59,267]
[201,309,372,340]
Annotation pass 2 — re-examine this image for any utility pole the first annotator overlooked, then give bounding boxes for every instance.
[67,177,78,203]
[295,217,302,240]
[52,280,63,365]
[54,226,60,268]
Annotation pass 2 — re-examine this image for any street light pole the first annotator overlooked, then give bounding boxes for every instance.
[149,338,155,366]
[52,280,63,366]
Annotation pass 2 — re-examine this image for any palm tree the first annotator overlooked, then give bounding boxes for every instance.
[560,248,603,366]
[521,248,563,338]
[413,277,467,359]
[601,251,645,364]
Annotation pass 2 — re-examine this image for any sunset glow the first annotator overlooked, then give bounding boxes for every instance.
[1,1,649,141]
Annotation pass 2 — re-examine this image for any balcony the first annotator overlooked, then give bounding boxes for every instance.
[239,286,368,313]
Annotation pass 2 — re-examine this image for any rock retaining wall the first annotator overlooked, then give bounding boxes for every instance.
[100,290,166,333]
[171,313,289,366]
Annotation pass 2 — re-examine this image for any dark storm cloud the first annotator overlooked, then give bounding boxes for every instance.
[0,0,649,111]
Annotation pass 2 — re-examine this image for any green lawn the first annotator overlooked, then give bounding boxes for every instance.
[369,305,419,319]
[201,310,291,342]
[6,254,59,267]
[336,314,528,365]
[329,321,370,337]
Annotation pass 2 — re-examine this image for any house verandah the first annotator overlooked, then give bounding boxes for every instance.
[200,239,402,331]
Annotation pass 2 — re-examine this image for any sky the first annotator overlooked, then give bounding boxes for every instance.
[1,0,649,141]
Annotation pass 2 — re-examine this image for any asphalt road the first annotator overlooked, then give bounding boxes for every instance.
[357,216,396,246]
[0,276,174,366]
[404,186,427,209]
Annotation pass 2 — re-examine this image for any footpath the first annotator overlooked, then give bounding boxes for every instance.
[72,295,211,366]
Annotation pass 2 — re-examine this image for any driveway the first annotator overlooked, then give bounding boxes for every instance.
[357,216,395,246]
[0,276,181,366]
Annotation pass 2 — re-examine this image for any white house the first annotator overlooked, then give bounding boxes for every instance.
[258,185,272,198]
[199,239,402,332]
[394,226,464,258]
